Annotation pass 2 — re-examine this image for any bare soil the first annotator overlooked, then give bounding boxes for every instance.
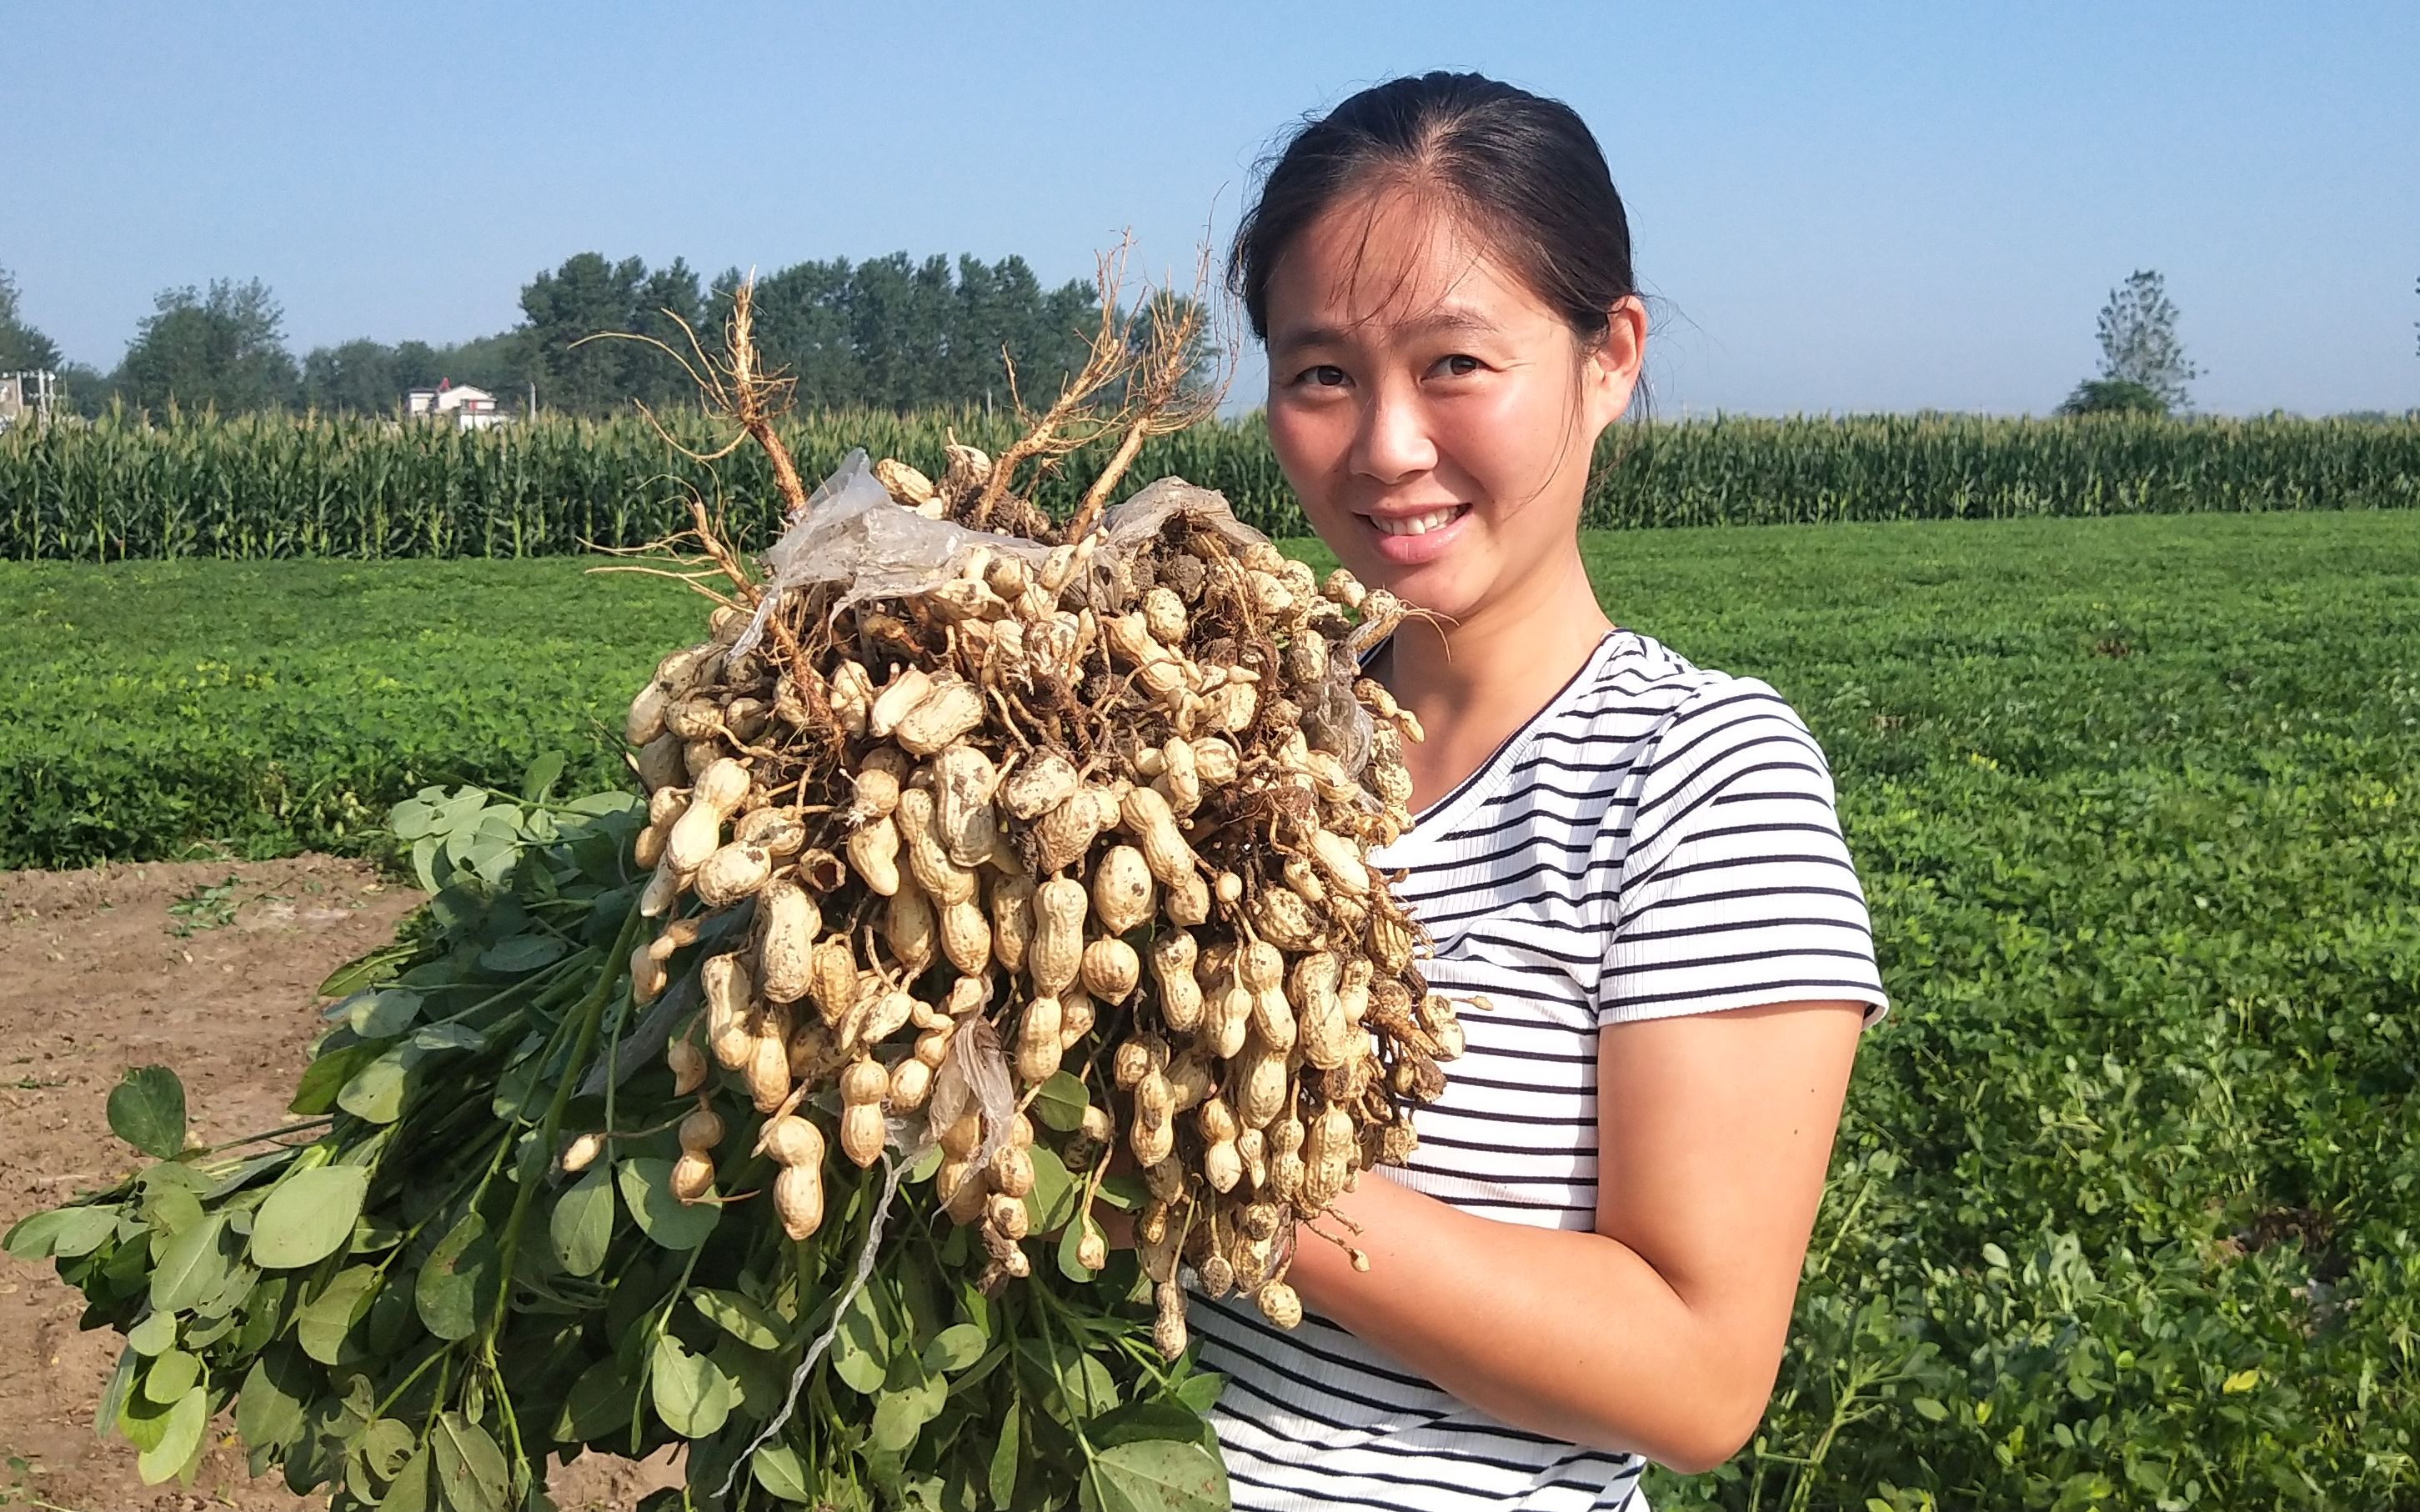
[0,856,680,1512]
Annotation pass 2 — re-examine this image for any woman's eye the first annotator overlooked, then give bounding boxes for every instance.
[1295,364,1348,388]
[1434,354,1482,378]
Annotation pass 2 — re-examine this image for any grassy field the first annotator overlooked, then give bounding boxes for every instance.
[7,513,2419,1507]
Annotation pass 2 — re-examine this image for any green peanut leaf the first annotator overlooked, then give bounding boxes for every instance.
[871,1384,931,1454]
[141,1348,199,1404]
[235,1345,311,1453]
[617,1159,720,1251]
[649,1333,734,1439]
[556,1358,640,1444]
[126,1309,176,1357]
[1094,1401,1219,1453]
[93,1344,135,1439]
[317,942,413,1001]
[550,1167,615,1278]
[408,1023,485,1054]
[1040,1345,1120,1424]
[922,1321,988,1374]
[358,1417,418,1483]
[1031,1070,1092,1132]
[133,1384,208,1484]
[108,1066,186,1159]
[344,989,423,1038]
[52,1206,119,1259]
[752,1441,811,1504]
[432,1411,509,1512]
[379,1443,435,1512]
[1080,1438,1229,1512]
[710,1335,789,1417]
[521,750,567,803]
[3,1209,66,1260]
[988,1398,1022,1509]
[251,1164,369,1269]
[692,1288,784,1350]
[410,838,444,896]
[1172,1370,1225,1416]
[289,1043,380,1117]
[1023,1144,1078,1234]
[480,934,568,974]
[338,1050,409,1124]
[296,1266,381,1365]
[140,1182,203,1239]
[149,1211,236,1312]
[4,1204,116,1262]
[414,1213,496,1341]
[387,798,440,842]
[832,1284,890,1394]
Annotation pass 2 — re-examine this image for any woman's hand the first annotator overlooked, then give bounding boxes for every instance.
[1280,999,1864,1472]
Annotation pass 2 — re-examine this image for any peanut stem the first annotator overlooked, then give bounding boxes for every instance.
[486,899,644,1342]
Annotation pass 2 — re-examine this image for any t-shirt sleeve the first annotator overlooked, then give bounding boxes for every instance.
[1599,678,1889,1029]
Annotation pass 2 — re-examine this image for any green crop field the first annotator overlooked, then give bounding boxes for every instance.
[7,511,2417,1508]
[4,408,2416,560]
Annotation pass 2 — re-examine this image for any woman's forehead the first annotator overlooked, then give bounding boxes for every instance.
[1268,187,1549,346]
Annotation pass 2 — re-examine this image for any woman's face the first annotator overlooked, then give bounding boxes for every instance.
[1262,187,1642,627]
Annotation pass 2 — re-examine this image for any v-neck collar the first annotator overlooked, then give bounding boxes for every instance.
[1365,630,1628,860]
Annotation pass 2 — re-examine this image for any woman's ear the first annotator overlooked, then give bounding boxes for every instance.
[1587,295,1649,425]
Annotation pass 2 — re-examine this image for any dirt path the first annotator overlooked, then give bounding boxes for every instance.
[0,857,679,1512]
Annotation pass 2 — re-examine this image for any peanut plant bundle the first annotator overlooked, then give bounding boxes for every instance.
[626,441,1451,1317]
[5,401,1466,1509]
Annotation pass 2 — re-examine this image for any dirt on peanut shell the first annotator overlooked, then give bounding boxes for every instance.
[0,855,682,1512]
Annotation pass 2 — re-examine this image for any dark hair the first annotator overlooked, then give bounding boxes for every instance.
[1230,72,1640,356]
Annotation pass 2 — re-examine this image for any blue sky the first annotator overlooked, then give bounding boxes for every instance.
[3,2,2414,416]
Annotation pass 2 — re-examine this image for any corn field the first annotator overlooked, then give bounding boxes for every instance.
[3,407,2415,559]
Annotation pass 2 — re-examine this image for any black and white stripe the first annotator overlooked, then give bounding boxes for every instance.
[1197,629,1888,1511]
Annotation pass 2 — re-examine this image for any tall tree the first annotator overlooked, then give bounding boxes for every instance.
[0,267,65,373]
[301,338,403,414]
[629,258,706,411]
[518,253,703,416]
[113,278,301,414]
[2077,268,2200,413]
[715,252,1104,413]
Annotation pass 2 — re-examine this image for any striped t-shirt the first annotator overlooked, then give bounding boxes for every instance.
[1194,628,1890,1512]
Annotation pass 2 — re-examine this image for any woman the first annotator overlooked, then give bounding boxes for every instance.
[1187,73,1890,1510]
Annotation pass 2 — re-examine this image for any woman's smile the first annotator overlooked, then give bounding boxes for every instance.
[1358,501,1474,562]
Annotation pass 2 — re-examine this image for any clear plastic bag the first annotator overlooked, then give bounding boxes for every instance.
[733,452,1375,778]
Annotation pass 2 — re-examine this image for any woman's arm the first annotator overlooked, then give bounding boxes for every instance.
[1280,999,1865,1473]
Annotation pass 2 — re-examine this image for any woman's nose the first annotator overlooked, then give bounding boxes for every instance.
[1350,380,1436,485]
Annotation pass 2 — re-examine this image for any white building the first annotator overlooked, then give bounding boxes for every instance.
[0,371,60,430]
[405,380,512,430]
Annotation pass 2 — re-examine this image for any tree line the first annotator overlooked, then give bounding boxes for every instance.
[0,252,1164,419]
[10,257,2410,423]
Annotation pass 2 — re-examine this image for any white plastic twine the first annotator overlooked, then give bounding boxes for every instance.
[719,1139,919,1501]
[718,1018,1013,1496]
